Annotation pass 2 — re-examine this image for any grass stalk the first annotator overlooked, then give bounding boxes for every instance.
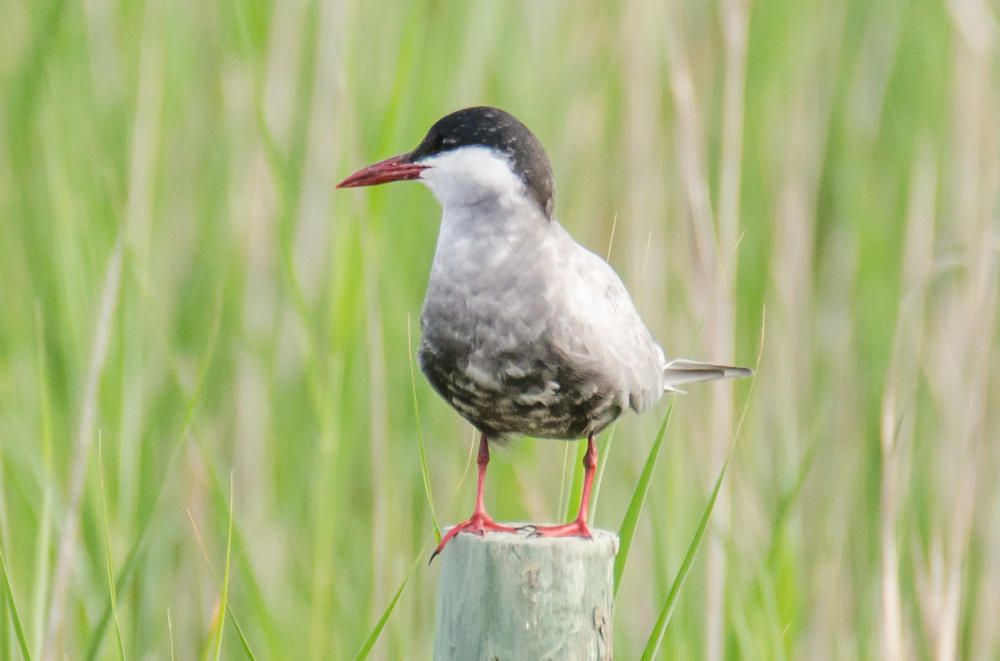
[614,401,676,596]
[641,311,763,658]
[408,315,441,540]
[0,542,32,661]
[98,437,127,660]
[210,476,235,661]
[45,234,123,656]
[186,501,256,661]
[352,541,430,661]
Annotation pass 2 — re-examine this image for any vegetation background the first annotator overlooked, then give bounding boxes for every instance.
[1,0,998,658]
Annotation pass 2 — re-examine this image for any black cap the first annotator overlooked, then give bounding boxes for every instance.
[407,106,555,218]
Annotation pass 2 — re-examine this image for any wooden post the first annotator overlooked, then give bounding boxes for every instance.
[433,529,618,660]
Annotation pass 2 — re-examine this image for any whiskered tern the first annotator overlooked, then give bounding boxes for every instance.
[338,106,750,560]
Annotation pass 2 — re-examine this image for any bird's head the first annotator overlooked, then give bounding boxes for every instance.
[337,106,554,219]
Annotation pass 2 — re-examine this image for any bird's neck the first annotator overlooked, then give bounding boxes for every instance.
[429,197,551,283]
[439,195,547,247]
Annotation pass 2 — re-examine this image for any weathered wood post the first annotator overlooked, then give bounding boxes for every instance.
[433,529,618,660]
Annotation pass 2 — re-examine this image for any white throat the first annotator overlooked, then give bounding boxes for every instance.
[420,146,552,289]
[417,146,528,212]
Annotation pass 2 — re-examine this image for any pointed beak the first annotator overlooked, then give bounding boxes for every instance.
[336,153,428,188]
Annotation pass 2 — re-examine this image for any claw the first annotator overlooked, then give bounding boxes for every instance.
[524,520,592,539]
[429,514,518,563]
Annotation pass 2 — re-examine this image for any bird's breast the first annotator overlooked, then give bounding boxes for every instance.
[418,280,625,439]
[415,212,643,439]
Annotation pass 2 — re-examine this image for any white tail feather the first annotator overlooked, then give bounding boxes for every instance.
[662,358,753,393]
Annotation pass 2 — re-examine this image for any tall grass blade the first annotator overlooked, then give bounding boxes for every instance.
[2,527,7,661]
[641,311,763,659]
[46,233,123,654]
[31,306,53,658]
[222,608,256,661]
[352,543,428,660]
[0,543,32,661]
[84,291,224,660]
[167,609,175,661]
[185,509,257,661]
[98,437,127,660]
[407,315,441,541]
[85,535,143,661]
[614,401,675,595]
[640,452,731,661]
[196,429,277,653]
[211,475,235,661]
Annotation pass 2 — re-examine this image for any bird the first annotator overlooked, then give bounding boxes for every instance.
[337,106,751,561]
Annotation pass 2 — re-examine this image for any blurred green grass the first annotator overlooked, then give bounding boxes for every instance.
[2,0,998,658]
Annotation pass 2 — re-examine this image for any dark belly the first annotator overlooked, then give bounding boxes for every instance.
[418,338,624,440]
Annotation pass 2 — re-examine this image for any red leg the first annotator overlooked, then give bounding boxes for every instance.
[528,435,597,538]
[430,434,517,562]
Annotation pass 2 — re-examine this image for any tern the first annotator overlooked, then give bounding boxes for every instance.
[338,106,751,560]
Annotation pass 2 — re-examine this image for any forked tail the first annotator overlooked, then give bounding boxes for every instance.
[662,359,753,394]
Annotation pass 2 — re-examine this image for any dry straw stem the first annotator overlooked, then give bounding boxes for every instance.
[662,0,750,656]
[45,0,162,652]
[879,147,936,661]
[710,0,749,657]
[44,234,123,659]
[915,6,999,659]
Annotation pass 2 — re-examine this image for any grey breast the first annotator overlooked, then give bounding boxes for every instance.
[418,215,664,441]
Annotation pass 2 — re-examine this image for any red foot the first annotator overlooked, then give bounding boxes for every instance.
[429,513,518,563]
[522,519,592,539]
